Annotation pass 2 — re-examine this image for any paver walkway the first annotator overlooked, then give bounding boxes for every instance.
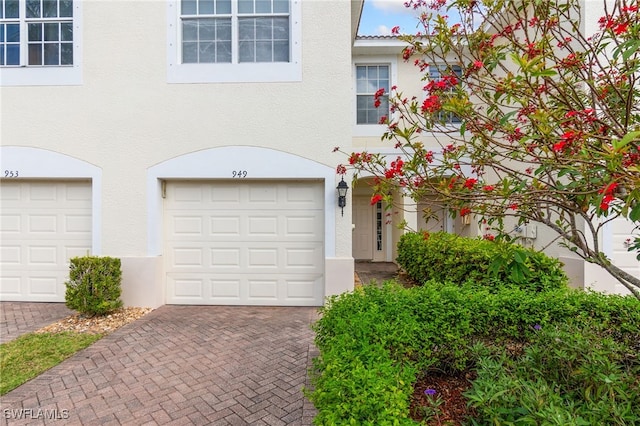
[0,263,398,424]
[1,306,319,425]
[0,302,72,344]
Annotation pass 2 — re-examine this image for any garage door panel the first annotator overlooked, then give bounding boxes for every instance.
[168,275,206,300]
[0,276,21,295]
[248,279,278,299]
[0,214,21,233]
[248,216,278,236]
[0,181,92,302]
[0,245,21,265]
[28,245,58,266]
[173,247,204,267]
[65,214,92,234]
[211,248,241,268]
[170,215,204,236]
[29,214,58,233]
[210,216,240,236]
[165,180,324,305]
[247,248,279,268]
[28,275,59,297]
[212,279,241,298]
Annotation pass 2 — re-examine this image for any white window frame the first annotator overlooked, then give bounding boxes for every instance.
[427,63,463,127]
[167,0,301,83]
[353,56,397,137]
[0,0,82,86]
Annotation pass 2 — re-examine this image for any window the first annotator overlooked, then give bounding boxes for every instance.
[0,0,80,85]
[428,64,462,124]
[356,64,389,125]
[168,0,301,83]
[1,0,73,67]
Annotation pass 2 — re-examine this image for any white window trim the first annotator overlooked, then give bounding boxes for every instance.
[352,56,397,137]
[426,63,464,130]
[166,0,301,83]
[0,0,82,86]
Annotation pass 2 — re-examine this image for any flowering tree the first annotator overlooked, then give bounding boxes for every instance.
[338,0,640,297]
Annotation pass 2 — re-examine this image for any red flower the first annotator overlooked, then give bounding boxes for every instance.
[600,194,615,211]
[599,182,618,195]
[384,157,404,179]
[391,26,400,35]
[553,140,567,152]
[509,203,518,211]
[374,88,385,99]
[421,95,441,113]
[425,150,434,163]
[336,164,347,175]
[348,153,360,165]
[482,185,495,191]
[463,178,477,189]
[460,207,471,216]
[370,194,383,205]
[402,47,414,61]
[614,22,629,35]
[483,234,495,241]
[473,60,483,69]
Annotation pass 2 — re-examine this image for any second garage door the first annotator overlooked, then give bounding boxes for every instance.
[164,180,325,305]
[0,180,92,302]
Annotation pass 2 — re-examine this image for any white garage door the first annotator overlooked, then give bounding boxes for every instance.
[164,180,325,305]
[0,180,92,302]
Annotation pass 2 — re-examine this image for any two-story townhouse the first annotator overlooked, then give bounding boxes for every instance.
[0,0,361,307]
[349,0,638,295]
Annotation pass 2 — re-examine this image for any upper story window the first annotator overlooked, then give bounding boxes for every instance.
[356,64,389,125]
[1,0,73,66]
[429,64,462,124]
[181,0,289,64]
[168,0,301,83]
[0,0,81,85]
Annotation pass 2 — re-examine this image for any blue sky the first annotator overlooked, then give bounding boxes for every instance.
[358,0,424,36]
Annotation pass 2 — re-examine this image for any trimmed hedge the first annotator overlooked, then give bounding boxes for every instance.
[308,283,640,425]
[397,232,568,292]
[64,256,123,316]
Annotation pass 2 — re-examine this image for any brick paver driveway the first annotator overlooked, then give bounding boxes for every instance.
[1,305,319,425]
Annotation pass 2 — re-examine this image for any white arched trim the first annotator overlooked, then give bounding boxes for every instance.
[147,146,337,257]
[0,146,102,253]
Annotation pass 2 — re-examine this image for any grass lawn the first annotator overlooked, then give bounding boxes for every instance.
[0,332,102,395]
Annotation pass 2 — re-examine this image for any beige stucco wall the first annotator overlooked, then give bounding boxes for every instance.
[1,0,355,304]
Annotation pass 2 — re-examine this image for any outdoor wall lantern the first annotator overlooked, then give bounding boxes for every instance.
[337,177,349,216]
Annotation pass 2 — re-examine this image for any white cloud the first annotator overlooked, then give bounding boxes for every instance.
[369,0,414,15]
[376,24,393,35]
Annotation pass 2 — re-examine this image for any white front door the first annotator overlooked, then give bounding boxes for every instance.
[353,195,373,260]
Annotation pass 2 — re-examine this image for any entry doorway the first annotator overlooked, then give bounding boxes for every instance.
[353,195,385,261]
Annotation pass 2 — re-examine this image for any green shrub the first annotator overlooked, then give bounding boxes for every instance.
[397,232,568,291]
[64,256,123,316]
[309,281,640,424]
[466,324,640,424]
